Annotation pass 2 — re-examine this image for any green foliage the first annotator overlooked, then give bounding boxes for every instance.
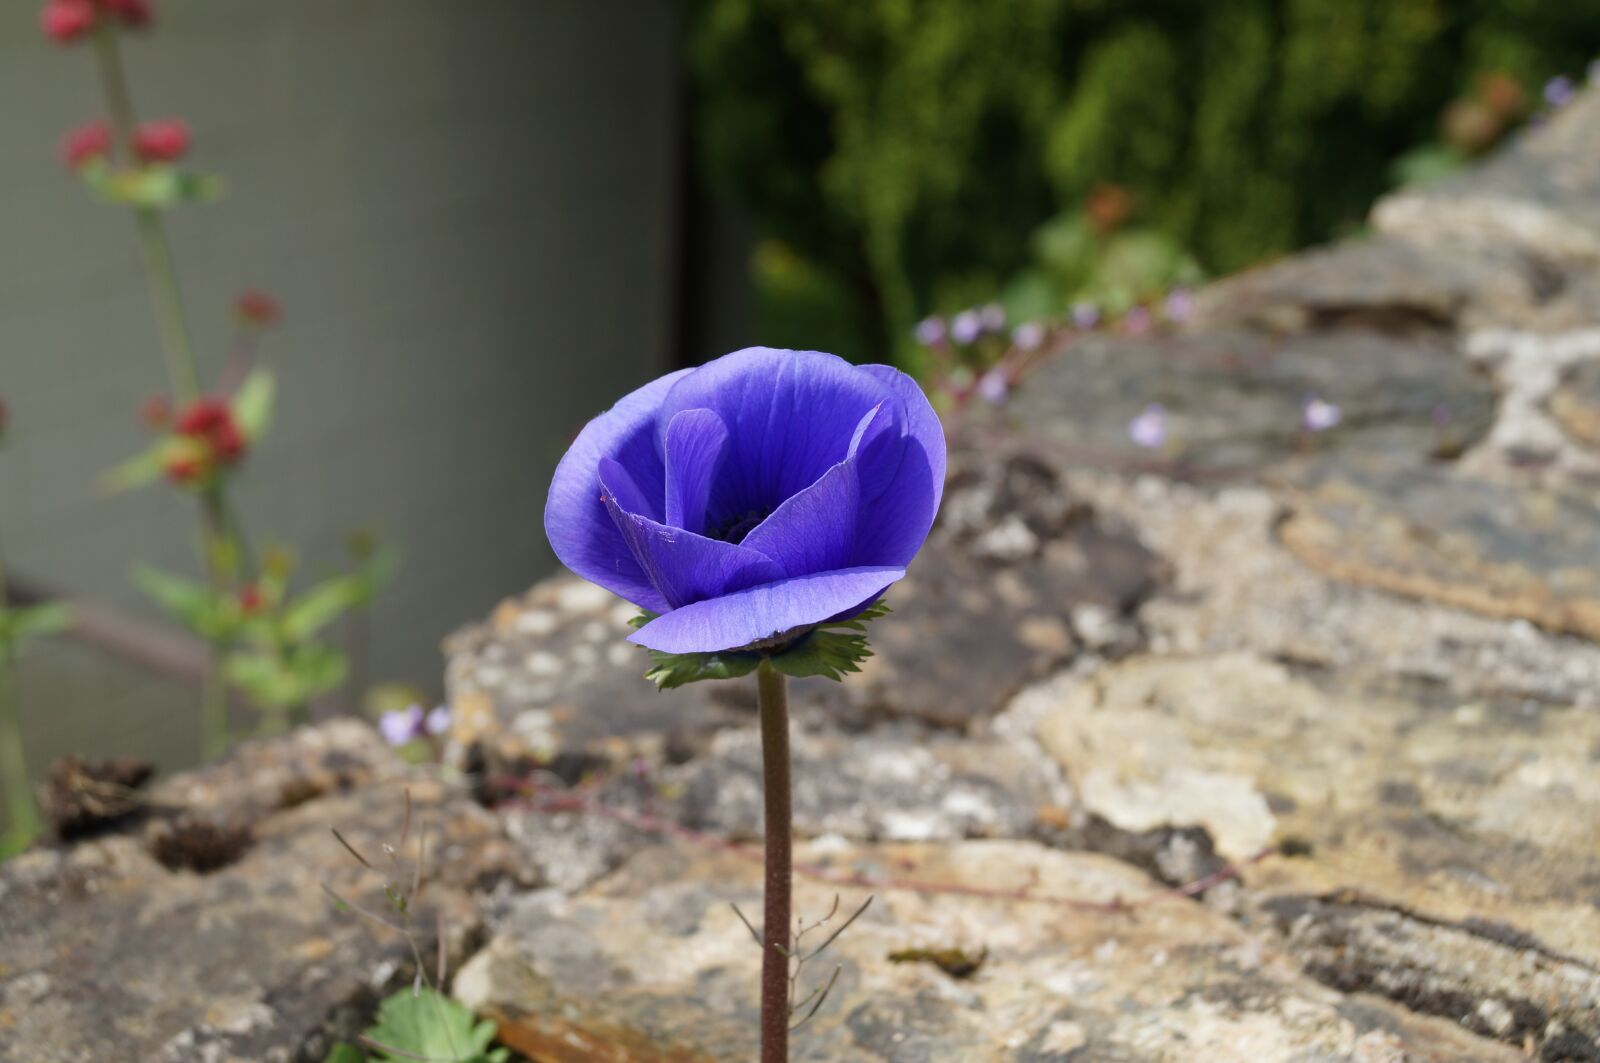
[0,602,71,648]
[632,600,889,688]
[231,368,276,441]
[132,564,231,641]
[362,988,508,1063]
[79,160,223,210]
[686,0,1600,362]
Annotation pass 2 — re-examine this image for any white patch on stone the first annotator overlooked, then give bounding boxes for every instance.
[524,651,563,677]
[878,810,942,841]
[556,581,612,614]
[1078,766,1276,862]
[514,610,558,636]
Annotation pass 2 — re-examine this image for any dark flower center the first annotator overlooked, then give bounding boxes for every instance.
[707,507,773,544]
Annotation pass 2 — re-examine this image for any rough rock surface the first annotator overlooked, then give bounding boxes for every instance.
[14,81,1600,1063]
[0,723,509,1063]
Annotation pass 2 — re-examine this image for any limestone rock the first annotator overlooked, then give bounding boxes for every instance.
[455,840,1515,1062]
[1028,654,1600,1056]
[0,725,507,1063]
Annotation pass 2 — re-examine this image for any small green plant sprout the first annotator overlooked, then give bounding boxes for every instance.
[732,893,874,1033]
[321,791,506,1063]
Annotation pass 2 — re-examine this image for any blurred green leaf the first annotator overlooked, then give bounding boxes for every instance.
[320,1045,365,1063]
[232,368,276,441]
[281,576,365,642]
[362,987,507,1063]
[132,565,226,640]
[100,443,168,493]
[2,602,72,645]
[90,165,224,210]
[225,643,348,711]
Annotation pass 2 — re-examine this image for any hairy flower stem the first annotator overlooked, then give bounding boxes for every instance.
[756,660,792,1062]
[0,533,41,848]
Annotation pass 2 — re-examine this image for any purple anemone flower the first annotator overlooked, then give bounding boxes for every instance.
[378,705,425,746]
[545,347,946,655]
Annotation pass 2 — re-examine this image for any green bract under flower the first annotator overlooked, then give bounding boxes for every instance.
[630,600,890,689]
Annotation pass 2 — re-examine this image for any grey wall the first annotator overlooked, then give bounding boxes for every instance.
[0,1,682,766]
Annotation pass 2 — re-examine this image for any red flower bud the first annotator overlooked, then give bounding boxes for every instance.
[175,396,229,437]
[141,394,172,428]
[211,419,246,463]
[233,290,281,328]
[99,0,151,27]
[60,120,113,170]
[238,583,263,614]
[132,119,190,164]
[40,0,95,42]
[164,455,203,484]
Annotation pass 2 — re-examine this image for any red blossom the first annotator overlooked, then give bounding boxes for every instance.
[132,119,190,164]
[238,583,263,614]
[60,120,113,170]
[233,290,281,328]
[164,455,202,484]
[175,396,230,436]
[210,418,245,463]
[40,0,95,42]
[172,396,248,474]
[140,394,172,428]
[98,0,151,27]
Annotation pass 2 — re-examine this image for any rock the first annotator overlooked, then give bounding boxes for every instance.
[1074,472,1600,707]
[455,839,1516,1062]
[1375,92,1600,267]
[1000,329,1495,479]
[0,723,508,1063]
[1279,462,1600,642]
[1026,653,1600,1056]
[1551,358,1600,449]
[1190,235,1549,333]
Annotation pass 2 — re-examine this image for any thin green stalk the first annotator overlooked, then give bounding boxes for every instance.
[93,25,201,403]
[0,532,41,848]
[756,660,792,1063]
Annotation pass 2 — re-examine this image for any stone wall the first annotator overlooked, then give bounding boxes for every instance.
[8,87,1600,1063]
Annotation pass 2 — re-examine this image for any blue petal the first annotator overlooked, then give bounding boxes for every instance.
[545,370,690,611]
[627,566,907,654]
[739,454,860,577]
[656,348,901,526]
[598,458,658,521]
[853,365,947,567]
[663,408,730,536]
[604,494,784,611]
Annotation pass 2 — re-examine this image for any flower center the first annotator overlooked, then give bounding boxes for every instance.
[708,507,772,544]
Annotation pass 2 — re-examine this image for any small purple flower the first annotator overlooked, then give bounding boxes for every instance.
[976,369,1009,405]
[913,316,946,347]
[424,705,451,736]
[950,309,982,345]
[1128,403,1167,449]
[979,303,1006,333]
[1071,301,1101,329]
[1545,75,1576,108]
[545,347,946,654]
[378,705,425,746]
[1123,306,1152,335]
[1164,287,1194,323]
[1011,321,1045,351]
[1302,396,1342,432]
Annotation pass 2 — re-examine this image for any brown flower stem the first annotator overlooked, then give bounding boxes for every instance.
[756,660,791,1062]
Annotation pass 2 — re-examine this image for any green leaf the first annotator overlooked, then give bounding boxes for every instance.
[632,599,890,688]
[231,368,276,440]
[643,648,762,689]
[767,599,890,682]
[320,1045,366,1063]
[362,987,507,1063]
[132,565,226,639]
[6,602,72,643]
[91,165,224,210]
[281,575,365,642]
[225,643,348,710]
[100,443,168,493]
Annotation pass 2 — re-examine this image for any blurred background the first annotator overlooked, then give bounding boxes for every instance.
[4,0,1600,796]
